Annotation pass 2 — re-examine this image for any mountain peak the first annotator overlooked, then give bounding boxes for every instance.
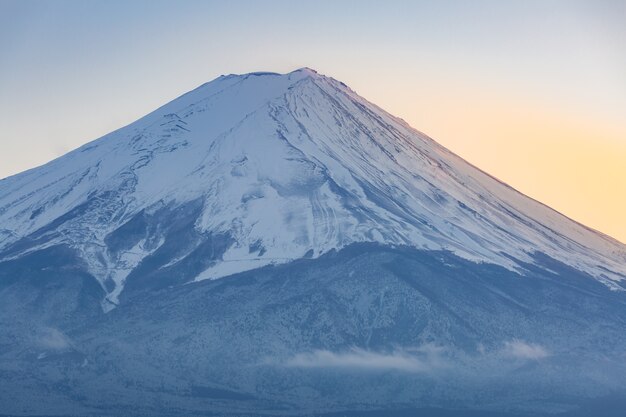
[290,66,319,76]
[218,67,322,82]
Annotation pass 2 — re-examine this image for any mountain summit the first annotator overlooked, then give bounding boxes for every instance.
[2,69,626,416]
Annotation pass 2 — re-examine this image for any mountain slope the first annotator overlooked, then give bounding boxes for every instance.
[0,68,624,309]
[2,244,626,416]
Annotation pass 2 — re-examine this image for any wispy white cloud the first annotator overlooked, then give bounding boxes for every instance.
[38,327,71,350]
[284,345,446,373]
[503,340,549,360]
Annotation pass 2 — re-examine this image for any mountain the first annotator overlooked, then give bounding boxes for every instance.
[1,68,626,417]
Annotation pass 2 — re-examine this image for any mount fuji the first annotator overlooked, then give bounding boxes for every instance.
[1,68,626,416]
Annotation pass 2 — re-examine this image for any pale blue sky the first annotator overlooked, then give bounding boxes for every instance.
[1,0,625,240]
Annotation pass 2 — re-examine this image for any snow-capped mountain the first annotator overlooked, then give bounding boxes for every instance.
[1,68,625,310]
[3,68,626,417]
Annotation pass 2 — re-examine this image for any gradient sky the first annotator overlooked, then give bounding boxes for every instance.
[1,0,625,242]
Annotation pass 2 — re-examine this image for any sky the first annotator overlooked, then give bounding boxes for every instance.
[0,0,625,243]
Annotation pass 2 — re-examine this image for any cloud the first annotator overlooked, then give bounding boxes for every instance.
[38,327,71,350]
[284,345,446,373]
[503,340,549,360]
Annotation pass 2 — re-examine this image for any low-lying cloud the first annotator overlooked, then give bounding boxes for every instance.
[503,340,549,360]
[38,327,71,350]
[280,340,550,374]
[285,345,446,373]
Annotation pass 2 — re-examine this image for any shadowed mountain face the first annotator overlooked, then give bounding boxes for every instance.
[2,244,626,416]
[1,69,625,416]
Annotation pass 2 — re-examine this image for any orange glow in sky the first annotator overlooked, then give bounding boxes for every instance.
[349,72,626,244]
[405,93,626,244]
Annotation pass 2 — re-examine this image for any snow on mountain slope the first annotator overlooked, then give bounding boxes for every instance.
[0,68,625,308]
